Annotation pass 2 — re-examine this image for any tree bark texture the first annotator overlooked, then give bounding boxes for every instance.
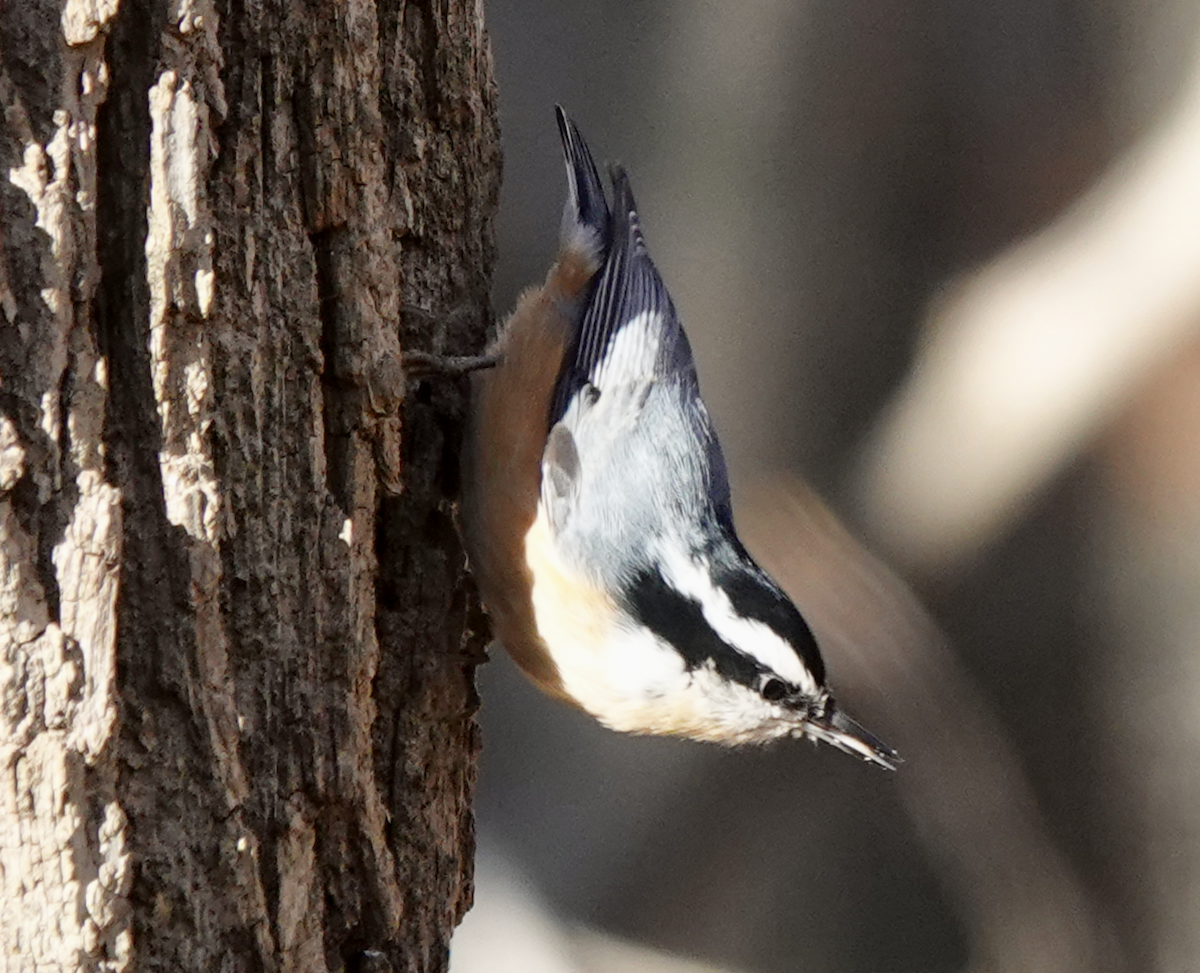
[0,0,499,968]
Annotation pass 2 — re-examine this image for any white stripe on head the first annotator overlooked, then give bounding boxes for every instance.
[655,542,820,694]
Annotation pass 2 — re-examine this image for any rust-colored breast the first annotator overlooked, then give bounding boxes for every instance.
[459,246,598,699]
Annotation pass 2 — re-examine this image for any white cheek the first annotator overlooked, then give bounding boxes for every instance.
[556,624,798,745]
[681,667,798,744]
[551,622,693,732]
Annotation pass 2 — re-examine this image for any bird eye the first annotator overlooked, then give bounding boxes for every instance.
[761,678,790,702]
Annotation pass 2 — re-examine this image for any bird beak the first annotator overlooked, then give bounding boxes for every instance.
[803,706,901,770]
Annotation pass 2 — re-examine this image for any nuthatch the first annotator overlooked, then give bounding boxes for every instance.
[459,108,897,767]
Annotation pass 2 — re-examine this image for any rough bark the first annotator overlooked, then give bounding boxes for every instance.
[0,0,499,968]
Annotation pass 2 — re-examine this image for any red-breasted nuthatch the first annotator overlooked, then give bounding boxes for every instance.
[460,108,897,768]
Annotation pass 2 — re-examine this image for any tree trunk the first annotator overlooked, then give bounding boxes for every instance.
[0,0,499,968]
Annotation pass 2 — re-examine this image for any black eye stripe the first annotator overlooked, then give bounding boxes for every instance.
[624,568,765,689]
[712,559,825,686]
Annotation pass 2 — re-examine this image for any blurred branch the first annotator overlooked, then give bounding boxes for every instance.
[857,39,1200,571]
[738,476,1121,973]
[1091,342,1200,972]
[452,850,749,973]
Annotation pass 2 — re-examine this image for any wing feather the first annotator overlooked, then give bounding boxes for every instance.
[552,170,701,421]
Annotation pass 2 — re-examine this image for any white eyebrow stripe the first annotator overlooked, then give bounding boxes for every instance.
[654,543,818,694]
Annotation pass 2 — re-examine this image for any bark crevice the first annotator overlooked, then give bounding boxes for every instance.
[2,0,497,968]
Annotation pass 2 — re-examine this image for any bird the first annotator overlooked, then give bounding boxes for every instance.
[458,107,897,768]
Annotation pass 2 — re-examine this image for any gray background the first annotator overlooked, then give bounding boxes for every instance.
[464,3,1200,971]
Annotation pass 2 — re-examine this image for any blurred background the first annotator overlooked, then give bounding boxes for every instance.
[450,2,1200,971]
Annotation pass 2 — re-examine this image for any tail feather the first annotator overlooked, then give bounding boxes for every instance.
[552,165,696,418]
[556,105,610,258]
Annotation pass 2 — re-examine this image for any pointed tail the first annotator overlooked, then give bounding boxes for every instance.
[556,105,610,259]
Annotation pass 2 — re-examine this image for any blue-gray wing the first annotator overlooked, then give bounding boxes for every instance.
[547,167,734,541]
[553,169,704,413]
